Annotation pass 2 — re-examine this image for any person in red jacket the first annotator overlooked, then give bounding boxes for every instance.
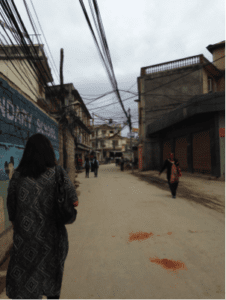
[159,153,181,198]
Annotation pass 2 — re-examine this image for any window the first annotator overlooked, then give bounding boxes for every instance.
[102,130,106,136]
[101,140,105,147]
[112,140,118,148]
[208,77,213,93]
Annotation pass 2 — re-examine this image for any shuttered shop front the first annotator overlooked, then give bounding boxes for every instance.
[175,136,188,171]
[163,140,171,161]
[193,130,211,174]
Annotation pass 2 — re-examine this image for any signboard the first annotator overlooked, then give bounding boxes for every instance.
[127,132,135,138]
[132,128,138,133]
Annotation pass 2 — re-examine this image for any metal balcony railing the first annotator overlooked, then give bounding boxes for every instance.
[141,54,203,76]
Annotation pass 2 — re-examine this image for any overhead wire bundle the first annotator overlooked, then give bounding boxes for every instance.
[25,0,59,83]
[0,0,61,109]
[79,0,132,133]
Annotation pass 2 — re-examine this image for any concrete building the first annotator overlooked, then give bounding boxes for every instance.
[90,124,127,161]
[0,44,53,103]
[0,53,58,265]
[137,40,225,177]
[45,84,92,169]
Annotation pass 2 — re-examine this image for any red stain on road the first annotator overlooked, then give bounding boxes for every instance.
[167,232,172,235]
[112,236,115,237]
[128,231,154,242]
[149,256,187,274]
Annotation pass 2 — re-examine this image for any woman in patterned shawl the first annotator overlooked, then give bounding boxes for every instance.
[159,153,181,198]
[6,133,78,299]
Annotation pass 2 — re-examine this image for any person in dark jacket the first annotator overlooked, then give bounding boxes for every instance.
[159,153,180,198]
[120,156,124,171]
[84,157,91,178]
[93,156,99,177]
[6,133,78,299]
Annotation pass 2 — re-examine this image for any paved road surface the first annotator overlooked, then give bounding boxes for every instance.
[0,163,224,299]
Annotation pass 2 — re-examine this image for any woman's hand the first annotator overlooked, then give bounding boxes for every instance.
[73,201,78,207]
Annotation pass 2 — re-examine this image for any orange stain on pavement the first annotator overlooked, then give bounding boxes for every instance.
[167,232,172,235]
[149,256,187,274]
[128,231,154,242]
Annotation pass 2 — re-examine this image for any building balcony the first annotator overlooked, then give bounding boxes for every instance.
[141,54,203,76]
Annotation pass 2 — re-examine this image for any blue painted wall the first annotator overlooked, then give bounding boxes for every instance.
[0,77,59,231]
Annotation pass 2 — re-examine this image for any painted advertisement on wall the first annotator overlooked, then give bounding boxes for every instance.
[0,77,59,232]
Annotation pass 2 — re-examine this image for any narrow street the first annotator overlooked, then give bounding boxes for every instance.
[60,163,224,299]
[0,163,224,299]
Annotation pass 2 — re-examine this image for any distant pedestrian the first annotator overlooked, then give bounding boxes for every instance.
[159,153,182,198]
[120,156,124,171]
[93,156,99,177]
[84,157,91,178]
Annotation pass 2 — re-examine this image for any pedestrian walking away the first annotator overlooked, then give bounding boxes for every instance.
[93,156,99,177]
[6,133,78,299]
[120,156,124,171]
[84,157,91,178]
[159,153,182,198]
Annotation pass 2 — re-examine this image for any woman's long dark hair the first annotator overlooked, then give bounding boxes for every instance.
[15,133,57,179]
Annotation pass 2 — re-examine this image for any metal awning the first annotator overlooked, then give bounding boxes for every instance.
[146,91,225,137]
[77,144,91,151]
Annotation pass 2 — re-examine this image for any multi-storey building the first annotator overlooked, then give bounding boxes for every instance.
[137,40,225,177]
[45,83,92,168]
[0,44,58,250]
[0,44,53,103]
[90,124,127,161]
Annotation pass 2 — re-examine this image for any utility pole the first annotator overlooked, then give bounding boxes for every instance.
[60,48,67,171]
[128,108,134,173]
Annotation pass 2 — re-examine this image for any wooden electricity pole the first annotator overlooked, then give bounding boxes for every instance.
[128,108,134,173]
[60,48,67,171]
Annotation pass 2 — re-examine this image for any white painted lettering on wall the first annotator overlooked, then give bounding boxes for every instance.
[5,99,31,128]
[7,99,14,121]
[0,97,5,117]
[14,105,21,124]
[0,97,56,139]
[37,119,56,140]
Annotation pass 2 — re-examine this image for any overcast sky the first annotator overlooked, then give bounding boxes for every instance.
[10,0,226,137]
